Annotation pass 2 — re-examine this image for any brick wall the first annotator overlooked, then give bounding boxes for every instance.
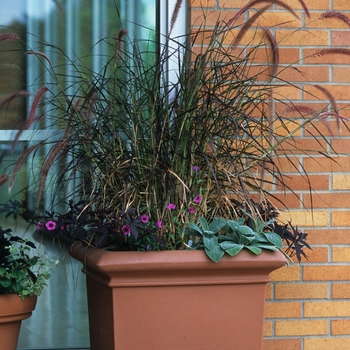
[190,0,350,349]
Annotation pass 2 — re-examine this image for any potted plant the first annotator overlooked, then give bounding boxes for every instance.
[0,226,57,350]
[0,0,340,349]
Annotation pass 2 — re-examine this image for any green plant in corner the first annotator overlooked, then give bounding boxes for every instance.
[0,226,58,299]
[185,215,283,263]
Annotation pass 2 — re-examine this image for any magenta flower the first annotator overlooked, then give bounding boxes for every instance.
[188,207,195,214]
[192,165,200,172]
[45,221,56,231]
[37,222,43,230]
[156,220,162,229]
[166,203,176,210]
[193,195,202,203]
[122,225,131,235]
[141,214,149,223]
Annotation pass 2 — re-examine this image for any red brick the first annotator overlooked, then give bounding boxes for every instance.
[263,338,301,350]
[276,29,329,46]
[304,266,350,281]
[265,301,301,318]
[332,283,350,299]
[275,283,329,299]
[332,31,350,46]
[303,193,350,209]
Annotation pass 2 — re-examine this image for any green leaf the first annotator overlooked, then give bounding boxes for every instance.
[209,218,227,234]
[246,246,263,255]
[220,242,244,256]
[255,245,279,251]
[203,236,219,251]
[263,232,283,249]
[205,246,225,263]
[238,225,255,236]
[226,220,240,233]
[199,217,209,231]
[185,222,203,236]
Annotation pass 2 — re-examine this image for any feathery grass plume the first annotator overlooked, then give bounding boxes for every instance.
[314,48,350,58]
[169,0,183,35]
[317,111,350,122]
[0,90,30,110]
[231,5,271,48]
[37,141,67,202]
[317,111,350,135]
[0,33,20,42]
[285,104,315,114]
[227,0,299,27]
[11,87,49,152]
[25,51,53,69]
[297,0,310,18]
[320,11,350,27]
[313,85,342,132]
[113,29,128,66]
[25,87,49,127]
[314,84,339,113]
[9,144,41,191]
[262,27,279,77]
[0,175,8,187]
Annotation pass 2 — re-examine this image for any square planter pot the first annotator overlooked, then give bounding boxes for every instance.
[70,243,285,350]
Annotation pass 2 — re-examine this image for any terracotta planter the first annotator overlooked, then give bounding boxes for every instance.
[70,243,285,350]
[0,294,37,350]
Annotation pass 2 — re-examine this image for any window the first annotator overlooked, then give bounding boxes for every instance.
[0,0,186,348]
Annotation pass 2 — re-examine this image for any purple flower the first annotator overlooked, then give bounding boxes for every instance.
[193,195,202,204]
[146,244,151,251]
[166,203,176,210]
[141,214,149,223]
[156,220,162,229]
[192,165,200,172]
[122,225,131,235]
[45,221,56,231]
[37,222,43,230]
[188,207,195,214]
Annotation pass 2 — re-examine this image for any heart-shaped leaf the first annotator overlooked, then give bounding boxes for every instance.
[220,242,244,256]
[205,246,225,263]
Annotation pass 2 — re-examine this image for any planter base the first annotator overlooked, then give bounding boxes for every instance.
[70,244,285,350]
[0,294,37,350]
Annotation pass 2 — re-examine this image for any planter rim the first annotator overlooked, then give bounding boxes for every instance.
[0,294,37,323]
[70,242,286,288]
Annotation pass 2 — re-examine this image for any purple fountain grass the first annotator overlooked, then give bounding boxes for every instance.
[169,0,183,35]
[8,144,41,190]
[0,33,20,42]
[262,27,279,77]
[25,51,53,69]
[0,90,30,110]
[314,84,339,114]
[11,87,49,152]
[113,29,128,66]
[320,11,350,27]
[314,47,350,58]
[37,141,68,201]
[0,175,8,187]
[227,0,302,28]
[231,5,272,48]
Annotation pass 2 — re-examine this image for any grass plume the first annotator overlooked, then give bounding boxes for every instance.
[0,33,20,42]
[320,11,350,27]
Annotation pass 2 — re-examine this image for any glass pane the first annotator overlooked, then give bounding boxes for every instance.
[0,1,157,349]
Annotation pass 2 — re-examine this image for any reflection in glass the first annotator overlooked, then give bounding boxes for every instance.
[0,1,157,348]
